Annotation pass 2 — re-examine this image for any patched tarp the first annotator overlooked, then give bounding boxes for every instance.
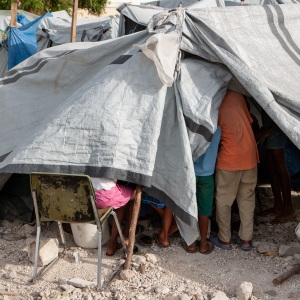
[0,4,300,243]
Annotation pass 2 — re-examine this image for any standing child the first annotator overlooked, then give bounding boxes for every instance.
[181,126,221,254]
[91,177,135,256]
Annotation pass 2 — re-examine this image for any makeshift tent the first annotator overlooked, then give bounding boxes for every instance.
[37,15,120,51]
[0,4,300,244]
[117,0,224,35]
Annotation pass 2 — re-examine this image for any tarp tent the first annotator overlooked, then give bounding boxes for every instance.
[37,15,120,51]
[117,0,224,35]
[0,4,300,243]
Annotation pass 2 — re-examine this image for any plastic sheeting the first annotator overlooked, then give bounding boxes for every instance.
[8,12,51,70]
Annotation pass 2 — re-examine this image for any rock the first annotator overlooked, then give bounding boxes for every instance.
[155,286,170,294]
[132,255,147,265]
[211,291,229,300]
[145,253,158,264]
[73,252,81,264]
[256,242,278,254]
[67,278,94,288]
[58,278,68,285]
[177,284,185,292]
[279,243,300,257]
[235,282,253,300]
[26,237,59,266]
[179,293,191,300]
[61,284,76,293]
[119,269,136,280]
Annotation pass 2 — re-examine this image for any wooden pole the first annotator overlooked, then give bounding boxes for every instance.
[10,2,17,28]
[70,0,78,43]
[273,264,300,286]
[124,185,142,270]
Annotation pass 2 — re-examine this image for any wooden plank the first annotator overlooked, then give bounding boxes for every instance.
[70,0,79,43]
[10,2,18,28]
[124,185,142,270]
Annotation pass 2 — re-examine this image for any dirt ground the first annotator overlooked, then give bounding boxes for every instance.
[0,191,299,300]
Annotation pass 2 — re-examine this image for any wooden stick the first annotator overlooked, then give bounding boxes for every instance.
[10,2,17,28]
[273,264,300,286]
[124,185,142,270]
[0,290,18,296]
[70,0,78,43]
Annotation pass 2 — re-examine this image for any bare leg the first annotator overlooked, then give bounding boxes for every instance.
[199,216,210,252]
[268,149,284,213]
[157,207,173,247]
[106,205,127,256]
[271,149,294,219]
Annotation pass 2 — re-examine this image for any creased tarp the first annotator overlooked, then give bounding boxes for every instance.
[117,3,164,36]
[37,15,120,52]
[181,5,300,148]
[142,0,199,8]
[8,12,52,69]
[0,28,217,244]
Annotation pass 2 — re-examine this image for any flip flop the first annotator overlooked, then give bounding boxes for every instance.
[235,236,253,251]
[154,232,170,248]
[180,240,197,253]
[210,236,232,250]
[199,241,215,255]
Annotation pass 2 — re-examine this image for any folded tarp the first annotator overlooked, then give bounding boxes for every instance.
[8,12,51,70]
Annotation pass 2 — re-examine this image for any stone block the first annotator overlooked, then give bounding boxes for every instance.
[26,237,59,266]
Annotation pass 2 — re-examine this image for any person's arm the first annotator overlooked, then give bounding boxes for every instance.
[256,122,278,145]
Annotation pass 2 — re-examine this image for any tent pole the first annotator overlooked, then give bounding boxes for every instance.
[70,0,78,43]
[124,185,142,270]
[10,2,17,28]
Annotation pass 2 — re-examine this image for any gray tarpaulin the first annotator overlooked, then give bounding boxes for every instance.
[37,15,120,51]
[0,4,300,244]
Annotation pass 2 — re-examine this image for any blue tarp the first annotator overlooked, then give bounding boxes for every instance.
[8,12,51,70]
[17,15,30,26]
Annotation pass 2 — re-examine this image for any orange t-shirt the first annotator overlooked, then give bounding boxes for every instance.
[216,91,259,171]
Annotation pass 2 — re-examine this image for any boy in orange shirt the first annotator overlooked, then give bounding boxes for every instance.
[211,91,259,251]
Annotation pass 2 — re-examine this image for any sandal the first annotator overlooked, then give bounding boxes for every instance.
[180,240,197,253]
[199,241,215,255]
[210,236,232,250]
[235,236,253,251]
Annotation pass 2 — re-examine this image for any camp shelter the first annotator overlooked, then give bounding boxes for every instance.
[37,15,120,52]
[117,0,223,35]
[0,3,300,244]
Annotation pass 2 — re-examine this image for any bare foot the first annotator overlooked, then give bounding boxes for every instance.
[168,223,179,237]
[106,240,122,256]
[199,240,214,254]
[156,231,170,247]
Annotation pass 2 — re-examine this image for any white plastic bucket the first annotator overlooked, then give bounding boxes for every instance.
[71,221,110,249]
